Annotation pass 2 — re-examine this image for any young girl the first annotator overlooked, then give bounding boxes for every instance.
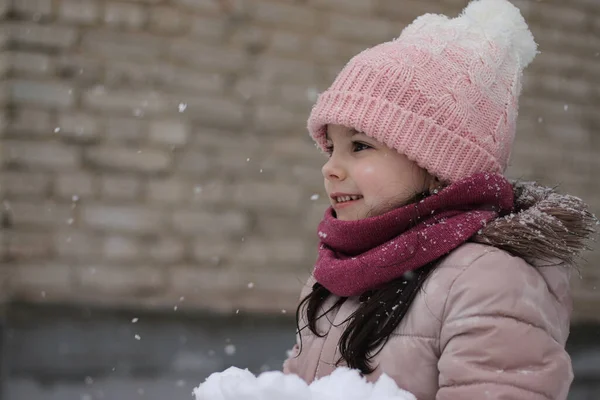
[283,0,598,399]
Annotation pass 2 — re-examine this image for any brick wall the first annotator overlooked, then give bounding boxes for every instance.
[1,0,599,320]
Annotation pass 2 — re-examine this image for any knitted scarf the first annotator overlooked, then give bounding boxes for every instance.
[313,173,515,297]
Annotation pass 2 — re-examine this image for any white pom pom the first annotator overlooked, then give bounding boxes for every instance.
[461,0,538,68]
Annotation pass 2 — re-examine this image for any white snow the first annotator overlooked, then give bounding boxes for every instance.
[224,345,236,356]
[193,367,416,400]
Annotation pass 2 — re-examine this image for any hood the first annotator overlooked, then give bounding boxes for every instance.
[471,179,599,267]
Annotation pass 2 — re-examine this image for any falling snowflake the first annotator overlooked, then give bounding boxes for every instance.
[310,194,319,200]
[178,103,188,112]
[224,344,236,356]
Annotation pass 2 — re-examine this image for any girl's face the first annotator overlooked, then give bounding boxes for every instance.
[322,124,435,221]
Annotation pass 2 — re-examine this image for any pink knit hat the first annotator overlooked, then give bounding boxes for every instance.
[308,0,537,183]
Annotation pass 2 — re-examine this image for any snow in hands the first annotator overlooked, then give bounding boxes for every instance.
[193,366,416,400]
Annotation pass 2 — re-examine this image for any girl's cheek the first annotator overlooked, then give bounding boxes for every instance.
[357,165,376,178]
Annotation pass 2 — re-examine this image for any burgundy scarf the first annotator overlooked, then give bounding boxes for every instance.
[313,173,515,297]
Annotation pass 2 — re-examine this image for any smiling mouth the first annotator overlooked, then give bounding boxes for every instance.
[334,195,363,204]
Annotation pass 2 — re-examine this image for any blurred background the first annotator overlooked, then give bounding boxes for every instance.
[0,0,599,399]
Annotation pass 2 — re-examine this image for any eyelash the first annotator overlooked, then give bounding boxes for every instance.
[325,141,372,156]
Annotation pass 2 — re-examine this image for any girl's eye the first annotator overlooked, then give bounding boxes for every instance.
[324,144,334,156]
[353,142,371,152]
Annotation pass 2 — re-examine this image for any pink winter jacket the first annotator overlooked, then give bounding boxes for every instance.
[284,242,574,400]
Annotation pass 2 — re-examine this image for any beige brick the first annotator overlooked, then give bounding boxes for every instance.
[104,2,148,29]
[170,40,247,73]
[82,30,165,61]
[165,68,224,94]
[533,75,592,101]
[105,62,224,94]
[5,140,80,169]
[2,172,51,197]
[290,164,325,188]
[147,178,187,203]
[85,146,172,173]
[13,0,53,19]
[235,78,276,102]
[55,173,96,199]
[10,51,53,76]
[169,95,245,130]
[234,237,308,267]
[148,237,185,263]
[76,264,164,294]
[310,37,366,63]
[255,104,305,133]
[279,83,321,109]
[103,235,141,260]
[255,56,319,84]
[252,1,317,30]
[106,117,145,142]
[12,263,71,289]
[256,214,318,239]
[329,14,394,44]
[190,127,261,151]
[83,87,168,114]
[536,28,600,58]
[233,182,304,213]
[149,6,190,33]
[57,113,102,143]
[149,120,189,146]
[8,231,53,259]
[100,175,142,200]
[0,83,7,108]
[9,200,73,227]
[191,238,230,263]
[0,54,9,77]
[374,0,443,22]
[269,31,307,56]
[10,79,76,109]
[55,230,100,258]
[169,267,236,293]
[229,25,268,53]
[58,0,100,24]
[176,150,211,175]
[55,55,104,85]
[8,22,78,49]
[271,135,319,158]
[211,149,261,177]
[82,204,165,233]
[8,109,53,136]
[189,15,227,43]
[173,0,219,13]
[310,0,373,13]
[171,209,248,236]
[189,181,229,205]
[535,3,588,30]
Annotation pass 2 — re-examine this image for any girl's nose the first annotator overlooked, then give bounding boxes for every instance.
[322,156,346,181]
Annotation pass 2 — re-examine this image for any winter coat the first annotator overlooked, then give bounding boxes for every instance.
[284,181,597,400]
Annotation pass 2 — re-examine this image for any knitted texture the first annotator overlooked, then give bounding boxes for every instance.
[313,173,515,297]
[307,0,537,183]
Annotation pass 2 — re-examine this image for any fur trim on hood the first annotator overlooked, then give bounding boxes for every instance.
[471,179,599,267]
